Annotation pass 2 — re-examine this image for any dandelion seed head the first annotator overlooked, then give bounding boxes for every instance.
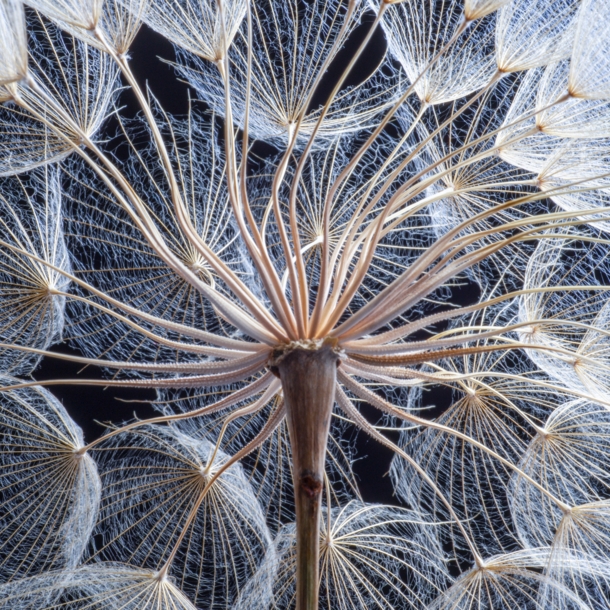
[0,0,610,608]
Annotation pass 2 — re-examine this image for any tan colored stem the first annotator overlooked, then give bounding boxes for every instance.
[271,340,340,610]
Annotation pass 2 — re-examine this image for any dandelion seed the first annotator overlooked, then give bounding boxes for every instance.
[0,564,200,609]
[0,167,70,373]
[23,0,102,31]
[141,0,248,62]
[234,501,450,610]
[0,0,27,92]
[92,424,272,609]
[0,376,99,582]
[0,15,120,175]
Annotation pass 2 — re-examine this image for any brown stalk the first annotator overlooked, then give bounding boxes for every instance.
[269,338,341,610]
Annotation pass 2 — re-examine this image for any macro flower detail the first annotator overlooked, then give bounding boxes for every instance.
[0,0,609,609]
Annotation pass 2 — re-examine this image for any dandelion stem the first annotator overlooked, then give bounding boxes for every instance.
[270,339,340,610]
